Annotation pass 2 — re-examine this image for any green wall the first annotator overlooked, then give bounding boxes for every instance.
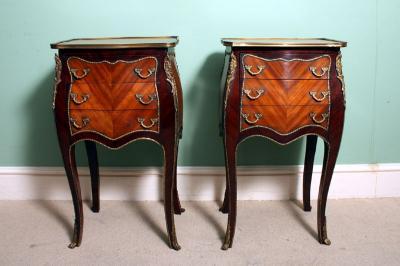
[0,0,399,167]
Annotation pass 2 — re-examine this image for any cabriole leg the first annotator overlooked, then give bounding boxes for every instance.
[317,140,340,245]
[221,138,237,250]
[61,145,84,249]
[164,141,181,250]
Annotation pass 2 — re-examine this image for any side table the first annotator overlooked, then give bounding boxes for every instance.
[50,36,184,250]
[219,38,347,249]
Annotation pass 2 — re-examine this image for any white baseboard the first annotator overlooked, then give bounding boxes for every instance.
[0,164,399,200]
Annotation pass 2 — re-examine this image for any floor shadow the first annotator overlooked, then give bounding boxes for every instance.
[125,201,168,245]
[33,200,73,241]
[190,201,225,242]
[285,200,318,240]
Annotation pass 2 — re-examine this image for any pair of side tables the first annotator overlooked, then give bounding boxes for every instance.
[50,36,347,250]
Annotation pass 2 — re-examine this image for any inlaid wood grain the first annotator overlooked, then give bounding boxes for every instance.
[112,82,158,110]
[286,105,329,131]
[70,109,159,138]
[242,54,331,80]
[69,83,112,110]
[113,109,159,137]
[111,58,157,84]
[67,57,157,84]
[286,80,329,106]
[241,105,286,133]
[241,79,285,106]
[67,57,159,112]
[68,58,111,84]
[69,110,113,136]
[241,104,329,133]
[241,79,330,106]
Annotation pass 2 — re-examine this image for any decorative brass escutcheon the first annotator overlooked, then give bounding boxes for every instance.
[134,68,156,79]
[70,117,90,129]
[309,66,329,77]
[242,112,262,124]
[70,92,90,104]
[244,65,265,76]
[243,88,265,100]
[309,91,329,102]
[310,112,329,124]
[138,117,158,129]
[70,68,90,79]
[135,93,157,105]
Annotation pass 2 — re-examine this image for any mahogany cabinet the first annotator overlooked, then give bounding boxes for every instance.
[51,37,184,250]
[219,38,347,249]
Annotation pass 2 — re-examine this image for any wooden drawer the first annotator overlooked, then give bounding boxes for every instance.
[67,57,111,84]
[242,54,331,80]
[68,72,159,111]
[113,83,158,110]
[67,56,157,84]
[68,83,112,110]
[111,58,157,84]
[241,104,329,133]
[241,79,330,106]
[69,110,113,137]
[70,109,159,138]
[113,109,159,137]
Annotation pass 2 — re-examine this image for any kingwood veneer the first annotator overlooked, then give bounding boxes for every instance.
[51,37,184,250]
[219,38,347,250]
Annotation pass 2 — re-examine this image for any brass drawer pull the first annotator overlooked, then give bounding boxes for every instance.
[135,93,157,105]
[243,88,265,100]
[242,112,262,124]
[138,117,158,129]
[134,68,156,79]
[70,92,90,104]
[70,117,90,129]
[309,66,329,77]
[70,68,90,79]
[244,65,265,76]
[310,112,329,124]
[309,91,329,102]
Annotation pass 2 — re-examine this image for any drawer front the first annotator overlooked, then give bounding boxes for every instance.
[67,57,110,84]
[241,79,330,106]
[241,105,287,133]
[111,57,157,84]
[67,56,158,84]
[70,109,159,139]
[112,83,158,110]
[242,54,331,80]
[69,110,113,137]
[241,105,329,133]
[113,109,159,137]
[241,79,285,106]
[68,83,112,110]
